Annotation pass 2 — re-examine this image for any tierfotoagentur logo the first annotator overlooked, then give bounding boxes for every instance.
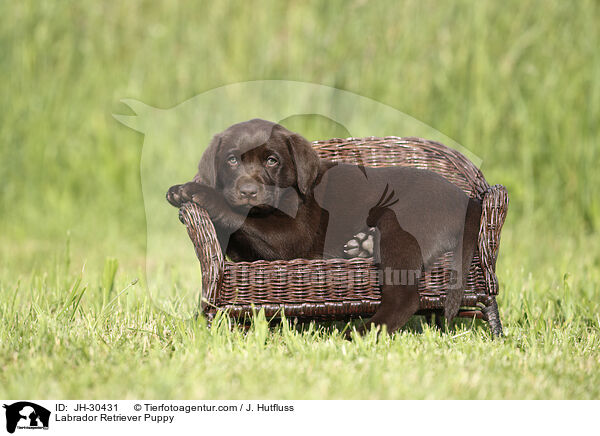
[2,402,50,434]
[114,80,480,319]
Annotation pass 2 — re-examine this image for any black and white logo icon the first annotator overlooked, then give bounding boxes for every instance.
[3,402,50,433]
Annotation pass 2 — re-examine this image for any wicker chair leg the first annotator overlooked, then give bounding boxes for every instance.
[481,297,503,338]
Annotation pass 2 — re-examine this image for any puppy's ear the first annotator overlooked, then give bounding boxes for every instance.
[193,134,222,187]
[286,133,320,195]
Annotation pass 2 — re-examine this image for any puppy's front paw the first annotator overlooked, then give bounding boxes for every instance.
[167,182,215,209]
[166,184,187,207]
[343,228,376,258]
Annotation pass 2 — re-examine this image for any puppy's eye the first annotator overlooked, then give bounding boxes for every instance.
[265,156,279,167]
[227,156,238,166]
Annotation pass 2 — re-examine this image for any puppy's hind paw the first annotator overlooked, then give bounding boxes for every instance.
[343,238,361,257]
[343,228,376,258]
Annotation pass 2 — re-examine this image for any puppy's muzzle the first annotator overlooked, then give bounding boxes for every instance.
[238,182,259,199]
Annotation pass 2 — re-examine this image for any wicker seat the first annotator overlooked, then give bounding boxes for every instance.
[178,137,508,336]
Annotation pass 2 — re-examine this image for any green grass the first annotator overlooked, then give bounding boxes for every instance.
[1,253,599,399]
[1,0,599,399]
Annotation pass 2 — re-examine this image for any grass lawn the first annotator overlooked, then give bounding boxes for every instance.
[1,235,599,399]
[1,0,599,399]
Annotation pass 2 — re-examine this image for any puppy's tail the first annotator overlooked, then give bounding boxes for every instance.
[444,197,482,322]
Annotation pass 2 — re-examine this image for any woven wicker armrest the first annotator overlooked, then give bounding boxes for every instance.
[178,203,224,313]
[478,184,509,295]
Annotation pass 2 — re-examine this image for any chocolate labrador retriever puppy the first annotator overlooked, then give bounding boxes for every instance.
[167,119,481,334]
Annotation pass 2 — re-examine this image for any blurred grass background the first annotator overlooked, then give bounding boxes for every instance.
[1,0,599,398]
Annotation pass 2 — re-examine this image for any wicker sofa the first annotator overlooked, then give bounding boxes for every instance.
[177,137,508,336]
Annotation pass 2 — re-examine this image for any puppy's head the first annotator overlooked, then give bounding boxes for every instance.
[194,119,320,213]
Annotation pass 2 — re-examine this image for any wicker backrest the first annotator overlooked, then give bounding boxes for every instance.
[312,137,490,200]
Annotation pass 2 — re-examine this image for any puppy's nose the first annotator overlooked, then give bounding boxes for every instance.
[239,183,259,199]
